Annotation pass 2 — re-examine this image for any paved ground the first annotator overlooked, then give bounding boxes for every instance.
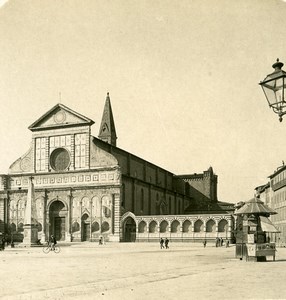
[0,242,286,300]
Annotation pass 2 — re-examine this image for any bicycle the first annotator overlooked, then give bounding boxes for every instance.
[42,242,60,254]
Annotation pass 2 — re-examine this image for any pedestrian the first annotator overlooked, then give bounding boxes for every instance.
[1,235,6,251]
[215,237,219,247]
[203,240,207,248]
[49,235,57,250]
[226,240,230,248]
[160,238,164,249]
[165,238,169,249]
[221,238,224,247]
[99,236,103,245]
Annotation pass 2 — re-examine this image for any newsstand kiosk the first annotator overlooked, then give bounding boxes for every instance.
[234,197,279,262]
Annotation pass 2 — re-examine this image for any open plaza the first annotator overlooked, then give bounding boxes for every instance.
[1,242,286,300]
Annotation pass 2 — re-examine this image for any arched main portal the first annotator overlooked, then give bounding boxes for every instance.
[49,200,67,241]
[123,217,136,242]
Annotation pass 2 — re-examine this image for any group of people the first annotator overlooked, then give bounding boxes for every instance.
[0,234,14,250]
[160,238,169,249]
[215,237,229,247]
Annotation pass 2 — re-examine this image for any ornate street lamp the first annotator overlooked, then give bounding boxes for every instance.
[259,59,286,122]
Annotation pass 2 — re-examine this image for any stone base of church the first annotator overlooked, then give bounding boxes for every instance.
[108,234,120,242]
[40,233,46,244]
[22,224,38,247]
[66,233,72,242]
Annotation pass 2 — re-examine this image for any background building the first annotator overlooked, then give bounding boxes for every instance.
[255,164,286,245]
[0,94,234,243]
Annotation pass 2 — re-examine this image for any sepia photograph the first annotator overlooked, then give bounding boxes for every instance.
[0,0,286,299]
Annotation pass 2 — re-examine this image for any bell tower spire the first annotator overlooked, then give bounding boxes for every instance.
[98,92,117,146]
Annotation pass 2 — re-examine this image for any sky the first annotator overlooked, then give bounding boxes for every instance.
[0,0,286,204]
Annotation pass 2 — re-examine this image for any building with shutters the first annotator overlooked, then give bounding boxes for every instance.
[255,164,286,246]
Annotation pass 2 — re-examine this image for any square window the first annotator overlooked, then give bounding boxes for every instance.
[36,150,40,159]
[55,136,59,147]
[66,135,71,146]
[75,145,80,156]
[75,157,80,167]
[61,136,66,146]
[50,137,55,147]
[81,134,86,144]
[80,145,86,155]
[41,138,46,147]
[75,134,80,145]
[36,139,41,149]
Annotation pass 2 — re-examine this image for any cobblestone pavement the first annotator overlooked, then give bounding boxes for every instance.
[0,242,286,300]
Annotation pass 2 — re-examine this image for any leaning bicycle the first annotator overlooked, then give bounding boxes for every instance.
[42,243,60,254]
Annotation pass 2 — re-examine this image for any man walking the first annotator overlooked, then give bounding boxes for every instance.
[165,238,169,249]
[160,238,164,249]
[203,239,207,248]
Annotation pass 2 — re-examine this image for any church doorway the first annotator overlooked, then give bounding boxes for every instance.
[54,217,65,241]
[123,217,136,242]
[81,214,90,241]
[49,200,67,241]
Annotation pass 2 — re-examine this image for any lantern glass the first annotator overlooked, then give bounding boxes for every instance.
[261,77,285,107]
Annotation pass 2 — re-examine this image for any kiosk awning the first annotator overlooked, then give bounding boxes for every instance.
[260,216,280,233]
[235,197,277,215]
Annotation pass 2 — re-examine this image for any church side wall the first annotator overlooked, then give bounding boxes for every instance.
[166,173,173,190]
[145,164,156,185]
[110,145,181,194]
[130,157,144,180]
[122,178,133,212]
[122,175,187,217]
[173,178,186,194]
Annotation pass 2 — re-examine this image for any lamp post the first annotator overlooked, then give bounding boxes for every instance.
[259,58,286,122]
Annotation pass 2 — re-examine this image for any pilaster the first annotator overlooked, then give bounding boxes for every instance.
[109,193,120,241]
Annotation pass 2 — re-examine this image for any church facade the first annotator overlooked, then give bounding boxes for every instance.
[0,94,234,243]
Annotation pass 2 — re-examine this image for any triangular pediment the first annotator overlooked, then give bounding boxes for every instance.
[28,103,94,131]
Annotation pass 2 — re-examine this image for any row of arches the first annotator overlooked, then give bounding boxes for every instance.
[71,220,110,233]
[137,219,228,233]
[10,222,43,233]
[10,217,111,242]
[73,214,111,242]
[9,199,113,242]
[121,212,233,242]
[9,194,113,219]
